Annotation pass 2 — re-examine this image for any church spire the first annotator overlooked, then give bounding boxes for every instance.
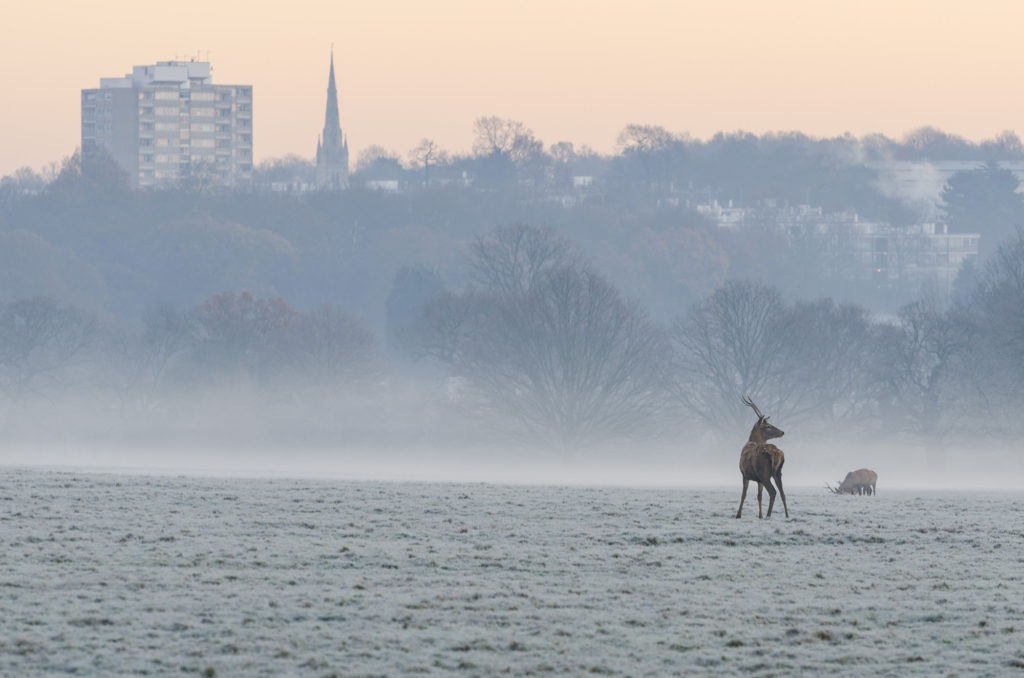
[316,48,348,190]
[325,49,339,132]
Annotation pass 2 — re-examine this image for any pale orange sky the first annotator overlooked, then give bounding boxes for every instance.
[2,0,1023,176]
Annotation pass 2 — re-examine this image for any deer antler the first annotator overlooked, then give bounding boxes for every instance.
[741,395,764,419]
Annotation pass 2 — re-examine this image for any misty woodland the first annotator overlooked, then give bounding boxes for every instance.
[3,122,1024,453]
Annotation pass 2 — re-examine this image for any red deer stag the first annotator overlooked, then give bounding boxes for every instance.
[736,396,789,519]
[827,469,878,496]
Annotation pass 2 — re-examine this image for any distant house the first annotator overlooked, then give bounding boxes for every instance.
[696,199,748,229]
[364,180,400,192]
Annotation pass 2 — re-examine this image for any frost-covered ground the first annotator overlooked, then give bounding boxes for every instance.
[1,467,1023,676]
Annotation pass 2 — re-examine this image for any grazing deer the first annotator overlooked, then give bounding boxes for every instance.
[735,395,789,519]
[827,469,878,496]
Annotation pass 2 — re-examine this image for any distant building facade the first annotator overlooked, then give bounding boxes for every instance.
[315,52,349,190]
[839,220,979,293]
[81,60,253,189]
[697,200,980,299]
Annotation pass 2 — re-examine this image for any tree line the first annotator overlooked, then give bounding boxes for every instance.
[3,223,1023,451]
[5,134,1024,338]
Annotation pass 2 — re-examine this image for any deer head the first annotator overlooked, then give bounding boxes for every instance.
[741,395,784,444]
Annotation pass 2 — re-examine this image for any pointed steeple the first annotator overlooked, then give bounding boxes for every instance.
[324,50,340,138]
[316,48,348,190]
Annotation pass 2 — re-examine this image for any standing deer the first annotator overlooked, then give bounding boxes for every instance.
[736,395,789,519]
[827,469,878,496]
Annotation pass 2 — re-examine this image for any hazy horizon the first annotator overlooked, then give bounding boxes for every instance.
[5,0,1024,176]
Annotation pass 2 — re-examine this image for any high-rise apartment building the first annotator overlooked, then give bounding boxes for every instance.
[81,60,252,189]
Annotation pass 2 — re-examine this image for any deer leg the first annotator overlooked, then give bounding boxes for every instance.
[765,480,777,518]
[773,470,789,518]
[756,483,764,519]
[736,478,750,519]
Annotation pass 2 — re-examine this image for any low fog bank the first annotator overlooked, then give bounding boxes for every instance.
[5,225,1024,495]
[3,436,1021,493]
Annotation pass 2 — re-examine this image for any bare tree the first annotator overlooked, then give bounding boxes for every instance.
[671,280,882,436]
[469,223,575,296]
[549,141,575,165]
[616,124,676,155]
[95,303,195,418]
[190,291,301,383]
[407,138,448,186]
[773,298,877,433]
[400,289,489,366]
[0,297,97,404]
[458,263,671,449]
[972,228,1024,366]
[471,116,547,187]
[548,141,576,190]
[472,116,529,157]
[670,280,788,432]
[139,303,194,400]
[289,303,383,388]
[872,299,976,437]
[614,124,683,198]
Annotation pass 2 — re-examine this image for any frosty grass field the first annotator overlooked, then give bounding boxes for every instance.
[2,467,1023,676]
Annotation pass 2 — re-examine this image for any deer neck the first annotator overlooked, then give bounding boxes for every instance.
[748,423,767,445]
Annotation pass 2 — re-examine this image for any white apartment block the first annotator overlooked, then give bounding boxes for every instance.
[81,60,252,189]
